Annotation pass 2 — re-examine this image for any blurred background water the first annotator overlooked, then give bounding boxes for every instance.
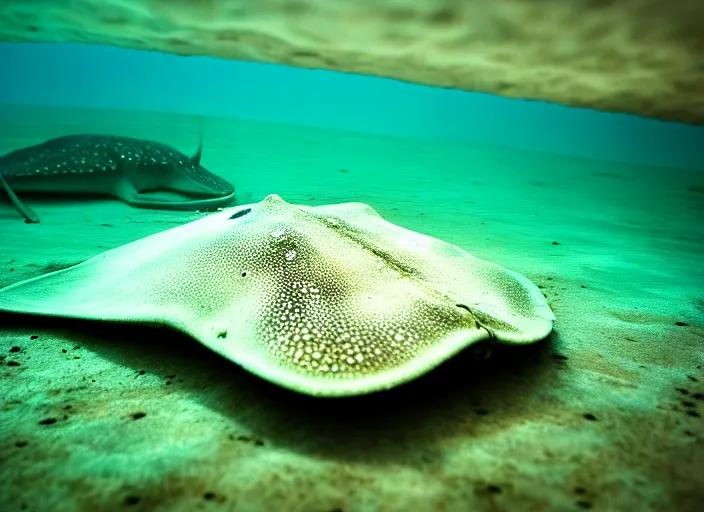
[1,42,702,171]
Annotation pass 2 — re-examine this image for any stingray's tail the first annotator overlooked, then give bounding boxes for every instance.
[0,174,40,223]
[189,117,204,165]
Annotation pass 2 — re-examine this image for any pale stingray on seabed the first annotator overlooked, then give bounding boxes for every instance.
[0,194,555,397]
[0,133,236,223]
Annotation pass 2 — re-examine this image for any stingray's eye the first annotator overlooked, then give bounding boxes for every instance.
[229,208,252,220]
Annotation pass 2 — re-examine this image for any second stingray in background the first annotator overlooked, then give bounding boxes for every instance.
[0,134,236,223]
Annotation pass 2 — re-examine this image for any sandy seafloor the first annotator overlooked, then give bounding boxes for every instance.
[0,103,702,512]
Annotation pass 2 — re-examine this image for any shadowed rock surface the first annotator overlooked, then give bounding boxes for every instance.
[0,0,702,123]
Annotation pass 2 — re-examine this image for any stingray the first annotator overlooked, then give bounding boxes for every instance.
[0,194,554,396]
[0,134,236,223]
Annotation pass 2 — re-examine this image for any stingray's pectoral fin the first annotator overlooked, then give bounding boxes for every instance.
[0,174,40,223]
[114,178,236,212]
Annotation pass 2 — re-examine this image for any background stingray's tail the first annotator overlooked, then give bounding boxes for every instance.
[189,116,205,165]
[0,174,40,223]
